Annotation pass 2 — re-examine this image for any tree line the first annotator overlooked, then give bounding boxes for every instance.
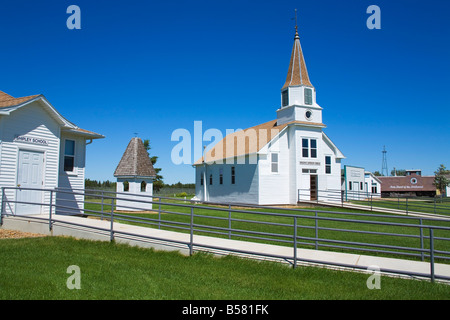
[85,178,194,190]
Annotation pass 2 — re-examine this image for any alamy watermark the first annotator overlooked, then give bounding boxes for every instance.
[170,121,281,166]
[367,5,381,30]
[366,265,381,290]
[67,5,81,30]
[66,265,81,290]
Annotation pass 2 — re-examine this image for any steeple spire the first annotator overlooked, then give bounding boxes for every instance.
[281,10,312,90]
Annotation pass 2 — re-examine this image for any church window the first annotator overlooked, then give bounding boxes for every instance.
[140,181,147,192]
[231,166,236,184]
[325,156,331,174]
[200,172,204,185]
[302,139,309,157]
[271,153,279,173]
[310,139,317,158]
[282,90,289,107]
[209,174,213,185]
[123,181,129,192]
[303,138,317,158]
[219,168,223,184]
[304,88,312,105]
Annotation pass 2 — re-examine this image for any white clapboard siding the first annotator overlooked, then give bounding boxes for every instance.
[0,101,60,214]
[56,134,86,215]
[258,129,291,205]
[195,157,259,204]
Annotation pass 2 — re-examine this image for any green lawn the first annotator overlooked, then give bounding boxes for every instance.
[0,236,449,300]
[83,198,450,264]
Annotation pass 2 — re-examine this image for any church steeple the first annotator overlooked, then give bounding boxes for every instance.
[277,14,322,126]
[282,22,313,90]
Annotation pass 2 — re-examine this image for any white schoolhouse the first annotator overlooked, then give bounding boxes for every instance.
[193,27,345,205]
[0,90,104,215]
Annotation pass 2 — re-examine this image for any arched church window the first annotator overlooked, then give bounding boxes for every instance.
[123,181,129,192]
[141,181,147,192]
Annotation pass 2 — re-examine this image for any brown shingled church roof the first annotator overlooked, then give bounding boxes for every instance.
[281,28,313,90]
[114,137,157,177]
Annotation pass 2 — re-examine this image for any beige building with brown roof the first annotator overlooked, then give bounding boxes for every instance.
[193,27,344,205]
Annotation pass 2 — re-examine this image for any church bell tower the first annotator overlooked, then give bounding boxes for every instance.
[277,21,323,126]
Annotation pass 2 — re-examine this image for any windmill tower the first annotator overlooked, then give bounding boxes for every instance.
[381,145,388,176]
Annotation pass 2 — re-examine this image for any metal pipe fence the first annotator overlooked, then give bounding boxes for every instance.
[298,188,450,216]
[2,186,450,282]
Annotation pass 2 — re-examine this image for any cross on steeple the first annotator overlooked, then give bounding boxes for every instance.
[292,8,300,39]
[294,8,298,32]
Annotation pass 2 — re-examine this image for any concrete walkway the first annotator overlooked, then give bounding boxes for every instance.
[2,214,450,283]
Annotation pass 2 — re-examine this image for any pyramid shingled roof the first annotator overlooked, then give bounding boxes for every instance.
[114,137,157,177]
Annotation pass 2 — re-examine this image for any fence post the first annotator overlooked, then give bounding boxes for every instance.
[158,197,162,229]
[315,211,318,250]
[49,190,53,231]
[228,204,232,239]
[0,187,5,226]
[190,207,194,256]
[100,190,104,220]
[419,218,424,261]
[110,197,114,242]
[293,217,297,269]
[429,228,435,283]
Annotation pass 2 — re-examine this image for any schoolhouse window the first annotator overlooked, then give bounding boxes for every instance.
[304,88,312,105]
[209,174,213,185]
[200,172,204,185]
[141,181,147,192]
[282,90,289,107]
[219,168,223,185]
[325,156,331,174]
[271,153,279,173]
[231,166,236,184]
[64,139,75,172]
[123,181,129,192]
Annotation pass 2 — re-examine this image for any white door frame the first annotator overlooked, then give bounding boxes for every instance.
[15,149,45,215]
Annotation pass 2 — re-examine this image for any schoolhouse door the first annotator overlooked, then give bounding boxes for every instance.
[15,150,44,215]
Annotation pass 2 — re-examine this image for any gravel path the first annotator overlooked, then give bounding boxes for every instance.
[0,229,46,239]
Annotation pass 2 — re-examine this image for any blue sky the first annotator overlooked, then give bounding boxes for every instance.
[1,0,449,183]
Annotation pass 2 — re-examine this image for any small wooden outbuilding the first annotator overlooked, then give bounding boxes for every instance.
[114,137,156,211]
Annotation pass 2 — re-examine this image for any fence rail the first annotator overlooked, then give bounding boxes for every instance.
[298,188,450,216]
[2,186,450,282]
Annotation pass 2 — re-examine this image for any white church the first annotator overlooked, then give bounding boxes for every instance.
[193,26,345,205]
